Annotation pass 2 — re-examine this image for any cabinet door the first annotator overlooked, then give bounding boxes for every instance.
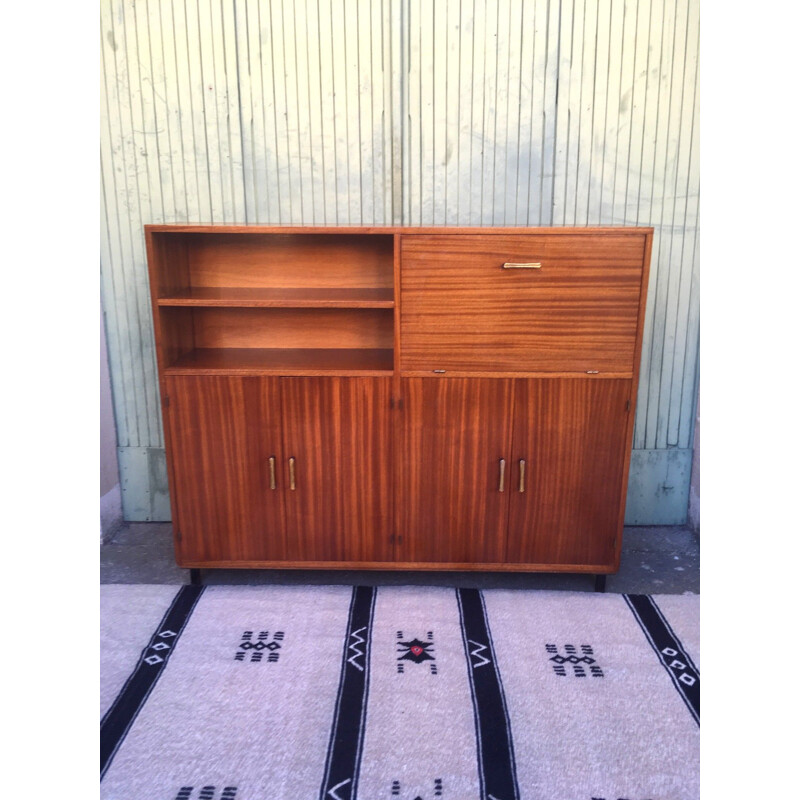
[397,378,514,563]
[164,376,287,563]
[401,234,646,373]
[507,378,631,567]
[280,377,393,562]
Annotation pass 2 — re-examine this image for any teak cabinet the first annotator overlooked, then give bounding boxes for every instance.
[146,226,652,576]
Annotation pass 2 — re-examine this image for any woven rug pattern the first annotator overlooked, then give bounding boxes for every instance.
[101,585,699,800]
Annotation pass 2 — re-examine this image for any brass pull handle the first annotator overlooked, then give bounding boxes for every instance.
[268,456,276,490]
[519,459,526,493]
[498,458,506,492]
[502,262,542,269]
[289,457,296,490]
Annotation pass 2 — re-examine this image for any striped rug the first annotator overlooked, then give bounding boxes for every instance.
[101,585,699,800]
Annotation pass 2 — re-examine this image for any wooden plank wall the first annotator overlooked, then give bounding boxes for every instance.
[101,0,699,523]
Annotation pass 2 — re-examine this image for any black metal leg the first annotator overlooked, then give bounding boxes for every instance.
[594,574,606,593]
[189,568,202,586]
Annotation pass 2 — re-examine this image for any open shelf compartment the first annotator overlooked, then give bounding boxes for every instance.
[150,230,397,376]
[158,306,394,376]
[151,231,395,304]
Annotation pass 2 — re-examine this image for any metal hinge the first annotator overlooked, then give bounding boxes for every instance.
[625,400,631,412]
[163,395,170,408]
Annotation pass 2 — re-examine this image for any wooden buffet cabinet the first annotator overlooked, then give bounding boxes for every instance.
[146,225,652,582]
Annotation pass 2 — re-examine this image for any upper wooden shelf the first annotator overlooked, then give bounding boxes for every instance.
[157,287,394,308]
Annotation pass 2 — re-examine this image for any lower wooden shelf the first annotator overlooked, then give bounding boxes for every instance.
[165,347,394,375]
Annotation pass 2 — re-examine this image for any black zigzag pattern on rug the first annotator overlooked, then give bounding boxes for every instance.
[101,585,204,779]
[456,588,520,800]
[624,594,700,726]
[319,585,377,800]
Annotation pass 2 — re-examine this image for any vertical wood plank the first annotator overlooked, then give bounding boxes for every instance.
[289,0,313,223]
[145,0,177,223]
[587,0,611,223]
[467,0,486,225]
[195,0,224,222]
[343,0,362,222]
[390,0,404,225]
[443,0,460,225]
[518,0,538,225]
[610,0,639,227]
[479,0,499,224]
[642,0,678,449]
[494,0,517,225]
[572,0,598,225]
[220,0,247,222]
[535,0,560,226]
[420,0,435,224]
[317,0,340,223]
[552,0,579,225]
[101,0,154,447]
[667,0,700,449]
[633,0,665,450]
[101,6,132,449]
[237,0,264,221]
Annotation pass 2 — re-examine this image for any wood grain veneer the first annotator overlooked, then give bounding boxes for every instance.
[506,378,631,566]
[174,559,612,573]
[147,225,653,577]
[185,307,394,351]
[157,287,394,308]
[165,348,394,376]
[178,232,394,290]
[165,376,288,564]
[397,377,514,563]
[280,377,393,562]
[146,225,653,235]
[400,233,646,374]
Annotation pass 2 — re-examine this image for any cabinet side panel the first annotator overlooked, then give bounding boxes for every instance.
[507,378,631,567]
[165,376,287,563]
[398,378,513,563]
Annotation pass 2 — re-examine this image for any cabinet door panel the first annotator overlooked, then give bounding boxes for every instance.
[165,376,287,563]
[401,234,645,373]
[280,377,393,562]
[507,379,631,567]
[398,378,513,563]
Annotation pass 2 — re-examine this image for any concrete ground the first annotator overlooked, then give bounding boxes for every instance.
[101,523,699,594]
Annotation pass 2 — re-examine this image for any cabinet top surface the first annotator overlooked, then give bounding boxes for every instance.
[145,224,654,236]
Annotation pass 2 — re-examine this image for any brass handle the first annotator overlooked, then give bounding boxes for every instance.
[519,459,526,493]
[289,457,296,490]
[268,456,276,490]
[498,458,506,492]
[502,262,542,269]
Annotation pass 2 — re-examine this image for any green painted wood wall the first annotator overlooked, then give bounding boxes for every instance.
[101,0,699,524]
